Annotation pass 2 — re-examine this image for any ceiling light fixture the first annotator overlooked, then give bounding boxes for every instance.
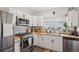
[53,11,55,15]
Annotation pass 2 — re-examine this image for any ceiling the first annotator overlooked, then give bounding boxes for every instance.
[14,7,79,18]
[14,7,68,14]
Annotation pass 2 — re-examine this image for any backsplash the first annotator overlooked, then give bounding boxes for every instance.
[14,26,27,34]
[43,20,66,33]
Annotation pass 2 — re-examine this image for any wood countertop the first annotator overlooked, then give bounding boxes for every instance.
[32,31,79,40]
[42,33,79,40]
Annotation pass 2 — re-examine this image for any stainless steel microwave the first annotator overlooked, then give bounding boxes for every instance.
[16,16,29,26]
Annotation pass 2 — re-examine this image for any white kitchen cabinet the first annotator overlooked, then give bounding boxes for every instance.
[41,35,63,51]
[16,10,23,18]
[67,10,78,27]
[32,16,38,26]
[33,34,43,47]
[34,34,63,51]
[52,36,63,52]
[25,14,33,26]
[9,8,16,14]
[29,18,33,26]
[33,34,38,45]
[37,16,43,26]
[37,35,43,47]
[42,35,53,49]
[32,16,43,26]
[33,34,45,48]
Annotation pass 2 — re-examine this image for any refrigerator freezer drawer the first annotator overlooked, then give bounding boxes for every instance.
[3,36,14,50]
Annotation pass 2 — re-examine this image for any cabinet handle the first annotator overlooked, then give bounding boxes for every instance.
[42,37,43,40]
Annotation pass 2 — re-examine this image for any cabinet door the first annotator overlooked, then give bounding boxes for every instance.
[32,16,37,26]
[72,10,78,26]
[33,34,39,45]
[42,35,52,49]
[34,34,44,47]
[52,36,63,52]
[37,16,43,26]
[68,10,78,26]
[37,35,44,47]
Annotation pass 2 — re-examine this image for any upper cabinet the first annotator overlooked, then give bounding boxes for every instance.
[32,16,38,26]
[67,10,79,27]
[37,16,43,26]
[31,16,43,26]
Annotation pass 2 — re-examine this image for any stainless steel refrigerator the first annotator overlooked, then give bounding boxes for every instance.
[0,11,14,52]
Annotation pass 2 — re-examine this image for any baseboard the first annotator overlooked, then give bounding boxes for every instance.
[34,45,58,52]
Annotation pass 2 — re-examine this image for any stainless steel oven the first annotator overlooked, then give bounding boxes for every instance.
[20,34,33,52]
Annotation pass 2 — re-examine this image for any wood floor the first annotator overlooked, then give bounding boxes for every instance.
[32,46,52,52]
[15,41,53,52]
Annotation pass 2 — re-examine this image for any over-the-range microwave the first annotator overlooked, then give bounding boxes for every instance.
[16,17,29,26]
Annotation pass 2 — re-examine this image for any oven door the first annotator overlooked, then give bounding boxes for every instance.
[20,35,33,52]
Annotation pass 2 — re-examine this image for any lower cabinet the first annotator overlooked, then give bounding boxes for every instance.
[34,34,43,47]
[42,35,52,49]
[34,34,63,52]
[52,36,63,52]
[33,34,38,46]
